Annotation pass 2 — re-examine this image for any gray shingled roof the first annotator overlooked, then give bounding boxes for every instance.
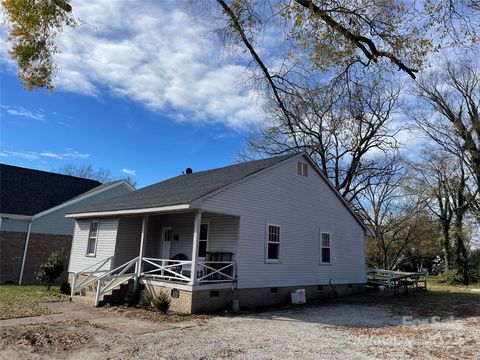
[1,164,102,216]
[70,154,298,214]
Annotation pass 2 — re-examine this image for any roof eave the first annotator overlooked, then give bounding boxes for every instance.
[65,203,191,218]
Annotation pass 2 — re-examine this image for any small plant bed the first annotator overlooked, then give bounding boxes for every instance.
[0,285,68,320]
[100,304,212,323]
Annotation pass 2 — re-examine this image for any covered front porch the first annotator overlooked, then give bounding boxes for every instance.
[70,209,239,306]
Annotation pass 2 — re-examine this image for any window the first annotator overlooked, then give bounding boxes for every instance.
[198,223,209,259]
[266,225,280,262]
[86,221,99,256]
[297,161,308,176]
[321,232,331,263]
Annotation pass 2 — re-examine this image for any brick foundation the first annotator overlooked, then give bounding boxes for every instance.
[0,231,72,284]
[140,282,366,314]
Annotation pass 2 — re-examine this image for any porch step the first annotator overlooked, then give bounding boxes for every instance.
[71,279,135,307]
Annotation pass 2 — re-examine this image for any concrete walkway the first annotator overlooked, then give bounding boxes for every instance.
[0,301,175,335]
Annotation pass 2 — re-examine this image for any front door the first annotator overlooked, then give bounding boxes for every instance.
[160,227,172,259]
[160,227,172,276]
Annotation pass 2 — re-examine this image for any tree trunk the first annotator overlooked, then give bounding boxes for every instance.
[453,181,469,285]
[442,221,451,271]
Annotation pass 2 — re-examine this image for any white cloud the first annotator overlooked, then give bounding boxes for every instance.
[0,150,90,160]
[0,105,46,121]
[122,168,136,176]
[0,1,264,129]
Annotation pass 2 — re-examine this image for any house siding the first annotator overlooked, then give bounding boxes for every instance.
[0,218,30,233]
[68,218,118,273]
[201,155,366,289]
[114,217,143,267]
[143,212,239,260]
[30,184,131,236]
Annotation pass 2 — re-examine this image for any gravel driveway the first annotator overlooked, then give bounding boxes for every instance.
[1,304,478,359]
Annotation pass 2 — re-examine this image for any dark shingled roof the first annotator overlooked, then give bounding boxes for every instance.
[71,153,298,214]
[0,164,102,216]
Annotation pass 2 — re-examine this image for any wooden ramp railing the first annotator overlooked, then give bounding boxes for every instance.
[366,268,427,294]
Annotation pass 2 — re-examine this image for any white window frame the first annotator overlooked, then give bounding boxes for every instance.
[198,220,210,260]
[265,224,281,263]
[86,220,100,257]
[320,232,331,264]
[297,161,308,177]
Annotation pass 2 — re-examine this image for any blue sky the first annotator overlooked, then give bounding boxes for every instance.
[0,1,263,188]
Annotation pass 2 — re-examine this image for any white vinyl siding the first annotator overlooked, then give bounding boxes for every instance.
[201,155,366,288]
[68,218,118,273]
[114,217,143,267]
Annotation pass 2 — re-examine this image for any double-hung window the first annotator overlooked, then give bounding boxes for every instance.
[198,223,209,259]
[266,225,281,262]
[320,232,331,264]
[86,220,99,256]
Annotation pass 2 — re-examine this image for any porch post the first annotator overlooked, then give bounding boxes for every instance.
[135,216,149,289]
[190,210,202,285]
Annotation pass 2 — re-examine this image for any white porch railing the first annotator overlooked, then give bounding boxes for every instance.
[70,256,113,298]
[94,256,139,306]
[141,258,236,284]
[70,256,236,307]
[142,258,192,282]
[196,260,236,283]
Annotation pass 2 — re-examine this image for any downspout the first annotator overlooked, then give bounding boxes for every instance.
[19,220,32,285]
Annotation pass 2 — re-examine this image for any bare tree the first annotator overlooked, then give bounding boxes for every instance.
[411,56,480,283]
[413,56,480,203]
[407,150,455,271]
[357,159,436,270]
[57,163,137,188]
[241,69,402,205]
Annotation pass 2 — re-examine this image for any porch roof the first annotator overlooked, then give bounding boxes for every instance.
[66,153,298,217]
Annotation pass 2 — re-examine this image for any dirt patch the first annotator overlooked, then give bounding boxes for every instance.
[0,320,103,354]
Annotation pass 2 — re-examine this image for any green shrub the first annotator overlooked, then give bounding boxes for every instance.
[437,269,464,285]
[150,292,171,314]
[124,286,140,306]
[139,293,152,308]
[36,251,66,291]
[60,281,71,295]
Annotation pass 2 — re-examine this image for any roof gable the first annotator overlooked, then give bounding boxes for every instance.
[0,164,102,216]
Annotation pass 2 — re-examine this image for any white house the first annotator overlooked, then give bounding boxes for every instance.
[66,153,367,313]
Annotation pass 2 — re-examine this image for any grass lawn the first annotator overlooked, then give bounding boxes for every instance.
[0,285,68,320]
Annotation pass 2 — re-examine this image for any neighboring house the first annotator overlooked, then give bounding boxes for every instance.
[0,164,134,284]
[67,153,367,313]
